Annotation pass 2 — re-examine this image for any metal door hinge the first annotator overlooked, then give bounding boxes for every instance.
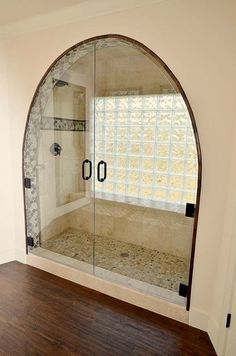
[24,178,31,189]
[27,236,34,247]
[179,283,188,297]
[226,313,231,328]
[185,203,195,218]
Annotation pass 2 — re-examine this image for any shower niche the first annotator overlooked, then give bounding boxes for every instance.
[23,35,201,309]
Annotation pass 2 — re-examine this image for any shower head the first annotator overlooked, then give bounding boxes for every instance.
[54,79,68,87]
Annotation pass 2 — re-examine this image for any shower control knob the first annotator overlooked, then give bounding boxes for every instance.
[50,143,62,156]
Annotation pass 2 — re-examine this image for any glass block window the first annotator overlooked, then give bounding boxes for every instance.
[94,94,198,213]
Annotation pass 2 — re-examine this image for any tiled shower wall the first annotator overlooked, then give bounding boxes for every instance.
[38,129,86,230]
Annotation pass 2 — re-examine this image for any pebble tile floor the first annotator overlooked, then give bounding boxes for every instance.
[41,228,189,292]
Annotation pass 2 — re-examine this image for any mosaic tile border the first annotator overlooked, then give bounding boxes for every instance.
[41,117,88,131]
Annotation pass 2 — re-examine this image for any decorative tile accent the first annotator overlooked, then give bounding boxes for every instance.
[41,117,88,131]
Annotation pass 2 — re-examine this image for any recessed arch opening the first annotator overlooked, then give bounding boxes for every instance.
[23,34,201,311]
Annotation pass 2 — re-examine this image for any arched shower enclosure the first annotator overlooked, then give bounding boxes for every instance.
[23,35,201,310]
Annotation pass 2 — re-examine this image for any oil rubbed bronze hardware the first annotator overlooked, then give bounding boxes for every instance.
[179,283,188,297]
[82,159,92,180]
[185,203,195,218]
[226,313,232,328]
[24,178,31,189]
[26,236,34,247]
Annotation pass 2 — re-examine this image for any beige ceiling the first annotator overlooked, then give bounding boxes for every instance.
[0,0,87,26]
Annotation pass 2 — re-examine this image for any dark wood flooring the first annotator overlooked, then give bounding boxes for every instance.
[0,261,216,355]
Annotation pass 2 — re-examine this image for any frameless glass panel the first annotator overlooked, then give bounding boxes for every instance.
[94,38,197,300]
[38,44,95,270]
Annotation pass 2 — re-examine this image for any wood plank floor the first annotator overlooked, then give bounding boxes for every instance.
[0,261,216,355]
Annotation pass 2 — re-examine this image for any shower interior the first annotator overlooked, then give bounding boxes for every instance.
[33,37,198,305]
[40,200,191,294]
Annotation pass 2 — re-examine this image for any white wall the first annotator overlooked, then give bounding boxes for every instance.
[1,0,236,353]
[0,41,16,262]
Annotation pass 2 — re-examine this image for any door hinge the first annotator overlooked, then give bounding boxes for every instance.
[27,236,34,247]
[179,283,188,297]
[185,203,195,218]
[24,178,31,189]
[226,313,231,328]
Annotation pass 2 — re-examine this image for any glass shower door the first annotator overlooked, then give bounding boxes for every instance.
[38,43,96,270]
[93,38,197,297]
[94,38,159,290]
